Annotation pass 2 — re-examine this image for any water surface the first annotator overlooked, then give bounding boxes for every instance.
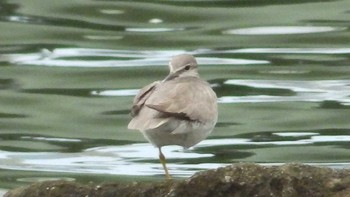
[1,0,350,194]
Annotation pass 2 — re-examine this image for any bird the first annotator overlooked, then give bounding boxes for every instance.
[127,54,218,179]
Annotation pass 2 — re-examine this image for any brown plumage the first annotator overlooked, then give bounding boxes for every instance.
[128,54,218,178]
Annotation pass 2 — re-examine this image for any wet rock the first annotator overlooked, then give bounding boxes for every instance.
[5,163,350,197]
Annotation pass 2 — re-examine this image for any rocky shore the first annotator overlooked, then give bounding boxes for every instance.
[5,163,350,197]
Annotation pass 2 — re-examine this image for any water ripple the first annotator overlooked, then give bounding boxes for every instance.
[91,89,138,97]
[225,48,350,54]
[219,79,350,104]
[0,132,349,177]
[2,48,269,67]
[125,27,185,33]
[223,26,347,35]
[2,47,349,67]
[1,14,125,31]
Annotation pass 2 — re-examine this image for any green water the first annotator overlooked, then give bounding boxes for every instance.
[1,0,350,194]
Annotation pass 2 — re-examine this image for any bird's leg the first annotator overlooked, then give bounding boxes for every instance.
[158,147,171,179]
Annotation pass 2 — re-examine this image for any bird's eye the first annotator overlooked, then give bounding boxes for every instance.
[184,65,191,70]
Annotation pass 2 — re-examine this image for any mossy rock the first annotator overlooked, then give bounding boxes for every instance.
[5,163,350,197]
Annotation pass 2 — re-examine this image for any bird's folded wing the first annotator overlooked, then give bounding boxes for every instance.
[128,108,168,130]
[131,81,159,117]
[144,79,217,123]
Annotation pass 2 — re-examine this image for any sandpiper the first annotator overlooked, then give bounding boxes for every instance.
[128,54,218,179]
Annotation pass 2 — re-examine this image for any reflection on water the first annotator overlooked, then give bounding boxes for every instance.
[225,48,350,54]
[1,0,350,193]
[1,48,269,67]
[3,47,350,67]
[220,79,350,104]
[1,131,349,178]
[223,26,347,35]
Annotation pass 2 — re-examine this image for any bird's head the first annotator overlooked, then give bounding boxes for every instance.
[164,54,199,81]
